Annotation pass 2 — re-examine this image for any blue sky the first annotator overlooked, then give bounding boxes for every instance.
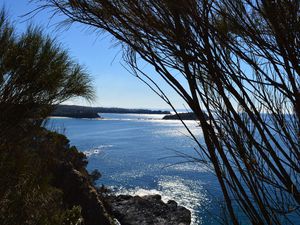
[1,0,186,110]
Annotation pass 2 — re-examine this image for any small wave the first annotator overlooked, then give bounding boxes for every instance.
[157,177,210,225]
[117,188,161,197]
[110,170,146,180]
[83,145,113,157]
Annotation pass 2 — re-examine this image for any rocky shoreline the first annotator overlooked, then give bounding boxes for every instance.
[34,130,192,225]
[106,194,191,225]
[56,155,192,225]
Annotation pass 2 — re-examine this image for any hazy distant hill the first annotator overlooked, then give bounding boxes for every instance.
[51,105,170,118]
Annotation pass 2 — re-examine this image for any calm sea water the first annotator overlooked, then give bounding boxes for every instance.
[47,113,228,225]
[47,113,300,225]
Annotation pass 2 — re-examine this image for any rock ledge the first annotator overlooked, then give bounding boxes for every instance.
[106,194,191,225]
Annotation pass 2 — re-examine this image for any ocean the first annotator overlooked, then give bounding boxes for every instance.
[47,113,300,225]
[47,113,222,225]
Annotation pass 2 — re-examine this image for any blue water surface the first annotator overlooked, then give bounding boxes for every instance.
[47,113,226,225]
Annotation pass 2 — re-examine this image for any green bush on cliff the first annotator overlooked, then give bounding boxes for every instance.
[0,9,106,225]
[0,129,87,225]
[0,9,94,142]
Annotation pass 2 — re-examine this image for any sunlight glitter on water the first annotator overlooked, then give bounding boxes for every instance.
[114,175,210,225]
[47,116,216,224]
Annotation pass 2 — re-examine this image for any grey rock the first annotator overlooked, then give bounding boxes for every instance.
[106,194,191,225]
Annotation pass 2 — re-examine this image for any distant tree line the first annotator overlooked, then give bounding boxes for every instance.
[51,104,170,118]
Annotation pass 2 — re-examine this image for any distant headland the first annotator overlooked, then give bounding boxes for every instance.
[51,105,170,118]
[162,112,208,120]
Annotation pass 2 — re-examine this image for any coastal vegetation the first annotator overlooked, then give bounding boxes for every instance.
[1,0,299,224]
[37,1,300,224]
[0,8,190,225]
[0,10,113,225]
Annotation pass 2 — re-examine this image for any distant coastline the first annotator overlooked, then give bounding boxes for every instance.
[162,112,208,120]
[51,105,170,118]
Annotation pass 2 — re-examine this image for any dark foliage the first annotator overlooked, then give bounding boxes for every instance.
[38,1,300,224]
[0,9,113,225]
[0,129,85,225]
[89,169,102,185]
[0,10,94,142]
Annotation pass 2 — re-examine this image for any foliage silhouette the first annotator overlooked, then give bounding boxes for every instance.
[0,9,94,141]
[38,1,300,224]
[0,9,114,225]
